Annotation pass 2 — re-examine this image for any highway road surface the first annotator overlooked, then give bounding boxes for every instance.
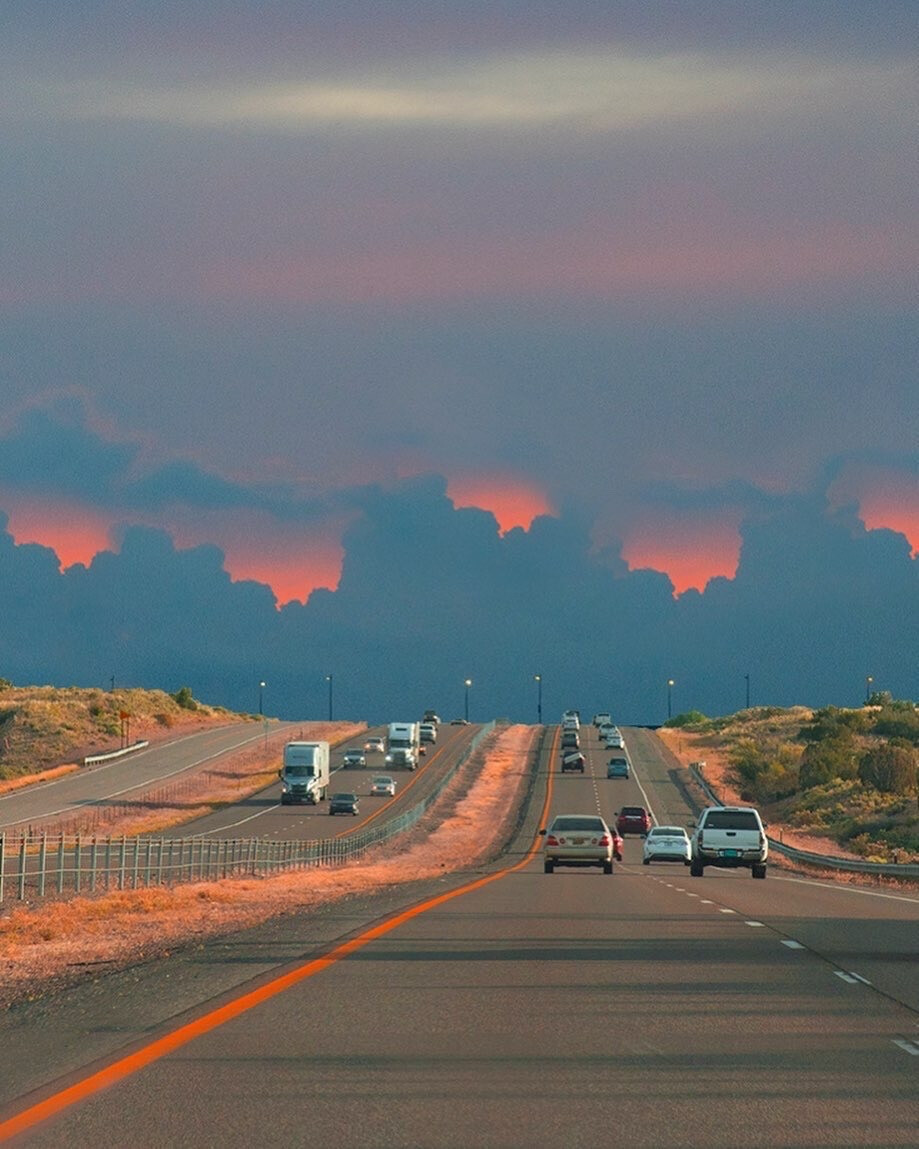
[1,723,917,1147]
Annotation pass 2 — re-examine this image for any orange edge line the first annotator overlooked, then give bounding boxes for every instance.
[0,725,556,1143]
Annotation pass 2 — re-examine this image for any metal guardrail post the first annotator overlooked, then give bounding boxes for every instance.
[0,832,4,903]
[18,836,27,900]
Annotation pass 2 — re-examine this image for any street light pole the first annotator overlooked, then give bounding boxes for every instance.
[464,678,472,722]
[667,678,674,722]
[744,673,750,709]
[534,674,542,725]
[326,674,333,721]
[259,680,265,716]
[865,675,873,704]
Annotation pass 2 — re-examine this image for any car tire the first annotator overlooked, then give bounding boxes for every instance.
[603,861,613,874]
[544,860,554,874]
[690,859,704,877]
[642,858,650,865]
[752,862,767,879]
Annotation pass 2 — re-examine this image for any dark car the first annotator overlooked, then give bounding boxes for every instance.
[616,805,652,836]
[561,751,586,773]
[329,792,360,816]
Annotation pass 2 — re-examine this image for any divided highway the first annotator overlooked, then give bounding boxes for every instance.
[1,722,917,1147]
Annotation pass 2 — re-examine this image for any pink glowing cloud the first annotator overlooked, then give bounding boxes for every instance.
[828,464,919,556]
[620,511,743,595]
[447,474,555,534]
[2,496,114,569]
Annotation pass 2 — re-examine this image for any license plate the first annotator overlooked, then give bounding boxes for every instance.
[721,848,738,858]
[573,837,586,844]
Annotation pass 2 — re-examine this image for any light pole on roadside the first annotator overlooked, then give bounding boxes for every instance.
[744,673,750,709]
[464,678,472,723]
[259,680,265,717]
[865,675,873,704]
[667,679,674,722]
[326,674,334,721]
[534,674,542,725]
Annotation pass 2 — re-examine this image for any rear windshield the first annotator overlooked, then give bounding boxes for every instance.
[703,810,760,830]
[650,826,686,837]
[552,817,604,832]
[620,807,645,816]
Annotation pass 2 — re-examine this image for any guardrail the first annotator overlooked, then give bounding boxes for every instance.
[84,741,150,766]
[688,763,919,880]
[0,722,497,904]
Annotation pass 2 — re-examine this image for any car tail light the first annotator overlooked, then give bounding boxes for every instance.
[598,835,610,846]
[546,835,560,847]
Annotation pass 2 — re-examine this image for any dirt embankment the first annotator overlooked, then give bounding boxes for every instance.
[657,725,865,859]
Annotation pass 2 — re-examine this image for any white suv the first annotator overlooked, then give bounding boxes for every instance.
[690,805,768,879]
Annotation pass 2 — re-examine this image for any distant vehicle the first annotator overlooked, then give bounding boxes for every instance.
[643,826,691,865]
[561,751,586,773]
[387,721,420,756]
[593,713,612,727]
[690,806,768,878]
[386,747,417,770]
[561,729,580,750]
[419,722,437,743]
[329,792,360,816]
[541,814,616,874]
[616,806,652,836]
[450,717,469,725]
[279,741,330,805]
[605,733,625,749]
[423,710,441,725]
[364,736,385,753]
[370,775,396,797]
[606,757,630,779]
[561,710,580,728]
[598,723,615,738]
[342,748,366,767]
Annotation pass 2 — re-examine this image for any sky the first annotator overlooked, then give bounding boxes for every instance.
[1,2,916,724]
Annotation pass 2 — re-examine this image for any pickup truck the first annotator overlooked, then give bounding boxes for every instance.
[690,805,768,878]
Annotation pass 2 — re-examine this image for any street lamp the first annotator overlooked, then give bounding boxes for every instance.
[667,679,675,721]
[534,674,542,725]
[326,674,333,721]
[744,673,750,709]
[464,678,472,722]
[258,681,265,716]
[865,675,873,704]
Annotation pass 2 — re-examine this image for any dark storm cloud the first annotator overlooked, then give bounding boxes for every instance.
[0,479,914,721]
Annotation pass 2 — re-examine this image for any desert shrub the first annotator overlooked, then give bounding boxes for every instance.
[858,742,918,795]
[154,712,175,727]
[665,710,709,729]
[871,706,919,745]
[0,678,12,691]
[798,730,858,789]
[172,686,198,711]
[798,706,869,742]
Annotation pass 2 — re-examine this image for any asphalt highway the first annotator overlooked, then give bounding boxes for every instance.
[1,724,917,1147]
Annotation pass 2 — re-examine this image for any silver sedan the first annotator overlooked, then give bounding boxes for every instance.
[642,825,691,865]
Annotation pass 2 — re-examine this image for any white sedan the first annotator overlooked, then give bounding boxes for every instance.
[370,775,396,797]
[642,826,692,865]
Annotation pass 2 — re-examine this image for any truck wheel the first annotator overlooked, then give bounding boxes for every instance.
[642,858,650,865]
[690,859,704,877]
[752,863,767,879]
[603,861,613,874]
[544,860,554,874]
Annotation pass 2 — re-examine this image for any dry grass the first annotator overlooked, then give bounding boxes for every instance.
[0,685,244,782]
[0,726,538,1007]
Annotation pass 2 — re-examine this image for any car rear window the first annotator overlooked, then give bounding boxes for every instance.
[703,810,760,830]
[620,807,645,816]
[552,817,604,832]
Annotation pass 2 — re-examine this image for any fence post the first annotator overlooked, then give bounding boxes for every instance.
[0,832,4,903]
[57,835,65,894]
[74,835,82,894]
[119,836,127,891]
[37,835,47,898]
[17,835,27,899]
[89,838,98,894]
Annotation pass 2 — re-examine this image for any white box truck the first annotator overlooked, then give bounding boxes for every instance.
[279,741,330,805]
[386,722,420,770]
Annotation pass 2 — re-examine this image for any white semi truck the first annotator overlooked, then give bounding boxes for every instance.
[386,721,420,770]
[279,741,330,805]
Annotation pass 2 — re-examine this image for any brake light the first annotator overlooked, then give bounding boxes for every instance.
[598,835,610,846]
[546,835,560,847]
